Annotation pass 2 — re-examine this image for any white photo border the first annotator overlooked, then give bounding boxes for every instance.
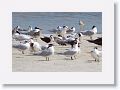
[0,0,114,84]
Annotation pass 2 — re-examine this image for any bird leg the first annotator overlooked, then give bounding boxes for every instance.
[47,57,49,61]
[71,56,74,60]
[46,57,47,60]
[90,36,93,40]
[79,37,81,42]
[97,59,100,62]
[74,55,76,59]
[46,57,49,61]
[22,51,24,54]
[95,59,97,62]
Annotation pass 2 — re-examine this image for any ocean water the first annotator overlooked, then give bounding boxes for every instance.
[12,12,102,34]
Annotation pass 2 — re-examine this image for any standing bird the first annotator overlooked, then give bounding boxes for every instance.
[29,39,41,52]
[66,27,76,34]
[29,27,42,38]
[40,35,54,43]
[49,26,69,37]
[27,26,33,32]
[63,38,80,60]
[12,32,32,41]
[91,47,102,62]
[12,40,30,54]
[33,44,54,61]
[78,25,97,40]
[48,26,62,35]
[87,37,102,46]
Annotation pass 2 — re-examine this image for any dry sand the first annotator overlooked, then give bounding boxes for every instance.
[12,34,102,72]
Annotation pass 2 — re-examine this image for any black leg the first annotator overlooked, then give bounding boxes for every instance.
[90,36,92,40]
[71,57,73,60]
[95,59,96,62]
[22,51,24,54]
[97,59,100,62]
[74,55,76,59]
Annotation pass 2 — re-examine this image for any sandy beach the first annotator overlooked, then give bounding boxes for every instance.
[12,34,102,72]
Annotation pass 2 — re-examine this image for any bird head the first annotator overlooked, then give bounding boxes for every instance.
[63,26,68,29]
[34,27,39,29]
[78,43,80,47]
[92,26,96,29]
[94,47,98,49]
[47,44,54,49]
[71,27,75,31]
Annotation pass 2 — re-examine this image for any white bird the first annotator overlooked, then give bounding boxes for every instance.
[91,47,102,62]
[79,20,85,25]
[33,27,41,32]
[66,27,75,34]
[12,32,32,41]
[57,26,63,31]
[33,44,54,61]
[79,20,85,31]
[49,26,62,33]
[79,26,97,40]
[63,38,80,60]
[49,26,69,36]
[29,39,41,52]
[12,40,30,54]
[27,26,33,32]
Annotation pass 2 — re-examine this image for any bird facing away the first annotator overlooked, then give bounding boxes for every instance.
[87,37,102,46]
[91,47,102,62]
[33,44,54,61]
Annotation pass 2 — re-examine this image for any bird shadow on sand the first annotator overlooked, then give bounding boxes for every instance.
[25,54,38,56]
[64,58,74,61]
[37,60,49,61]
[87,60,97,63]
[15,57,24,58]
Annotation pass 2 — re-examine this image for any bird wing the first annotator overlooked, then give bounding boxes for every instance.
[87,38,102,45]
[66,29,74,34]
[40,37,51,43]
[48,29,58,33]
[12,44,27,50]
[41,45,48,50]
[54,37,67,45]
[81,30,94,36]
[64,50,76,55]
[34,50,52,56]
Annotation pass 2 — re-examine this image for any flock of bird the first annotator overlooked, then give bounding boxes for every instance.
[12,21,102,62]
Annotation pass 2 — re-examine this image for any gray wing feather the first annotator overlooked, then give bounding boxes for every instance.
[12,44,27,50]
[81,30,94,36]
[49,29,58,33]
[41,46,47,50]
[54,37,66,45]
[34,50,52,56]
[64,50,76,55]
